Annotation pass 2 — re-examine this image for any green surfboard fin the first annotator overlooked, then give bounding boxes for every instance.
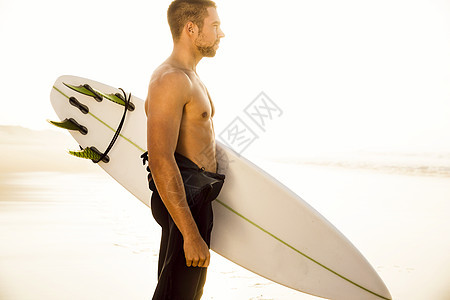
[63,82,103,101]
[68,147,109,163]
[47,118,88,135]
[63,82,134,110]
[103,93,135,111]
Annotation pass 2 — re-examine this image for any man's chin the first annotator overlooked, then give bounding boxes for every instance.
[204,51,217,58]
[198,46,217,58]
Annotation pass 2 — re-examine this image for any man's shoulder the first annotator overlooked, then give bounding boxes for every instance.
[151,64,193,89]
[148,64,193,104]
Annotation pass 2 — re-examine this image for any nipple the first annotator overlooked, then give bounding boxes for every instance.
[202,112,208,118]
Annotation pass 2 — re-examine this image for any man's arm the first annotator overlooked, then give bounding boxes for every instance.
[146,71,210,268]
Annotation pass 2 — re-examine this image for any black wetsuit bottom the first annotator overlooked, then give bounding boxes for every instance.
[143,152,225,300]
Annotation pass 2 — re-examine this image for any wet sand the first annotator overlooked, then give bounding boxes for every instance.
[1,126,449,299]
[1,165,449,299]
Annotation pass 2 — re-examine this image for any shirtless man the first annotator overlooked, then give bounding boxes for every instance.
[144,0,225,299]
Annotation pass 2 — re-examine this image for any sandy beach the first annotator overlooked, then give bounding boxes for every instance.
[2,0,450,297]
[1,126,450,299]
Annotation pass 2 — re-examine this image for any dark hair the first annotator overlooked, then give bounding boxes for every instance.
[167,0,217,41]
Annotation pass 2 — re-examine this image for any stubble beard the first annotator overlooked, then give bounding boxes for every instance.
[195,33,218,57]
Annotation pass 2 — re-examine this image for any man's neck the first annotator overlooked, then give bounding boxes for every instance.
[168,43,203,72]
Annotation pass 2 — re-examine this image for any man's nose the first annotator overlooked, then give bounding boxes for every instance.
[218,28,225,38]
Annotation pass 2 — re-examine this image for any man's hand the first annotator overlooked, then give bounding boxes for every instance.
[183,235,210,268]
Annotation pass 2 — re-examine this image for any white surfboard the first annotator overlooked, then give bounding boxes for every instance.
[49,75,391,300]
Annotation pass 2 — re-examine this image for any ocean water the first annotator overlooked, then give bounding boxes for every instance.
[1,153,450,300]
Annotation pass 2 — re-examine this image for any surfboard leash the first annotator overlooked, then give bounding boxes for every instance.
[92,87,132,164]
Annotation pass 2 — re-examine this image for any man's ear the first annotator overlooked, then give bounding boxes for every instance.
[186,22,197,35]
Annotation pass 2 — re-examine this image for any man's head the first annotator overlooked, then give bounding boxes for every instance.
[168,0,217,41]
[167,0,224,57]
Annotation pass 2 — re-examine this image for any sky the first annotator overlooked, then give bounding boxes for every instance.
[1,0,449,157]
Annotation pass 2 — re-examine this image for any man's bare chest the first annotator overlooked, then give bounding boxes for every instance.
[184,83,215,121]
